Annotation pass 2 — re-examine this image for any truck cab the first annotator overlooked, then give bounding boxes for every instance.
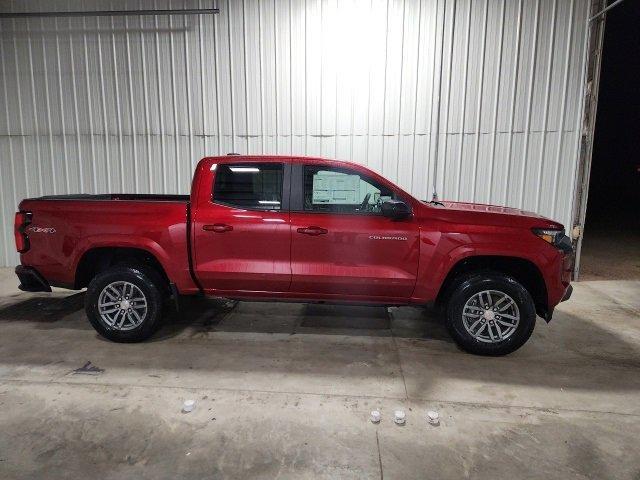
[191,156,421,301]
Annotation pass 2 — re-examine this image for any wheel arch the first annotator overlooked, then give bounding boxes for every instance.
[435,255,549,319]
[74,246,171,293]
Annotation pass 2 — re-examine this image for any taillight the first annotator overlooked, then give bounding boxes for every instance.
[14,211,32,253]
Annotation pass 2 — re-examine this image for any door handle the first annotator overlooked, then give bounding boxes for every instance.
[297,226,328,236]
[203,223,233,233]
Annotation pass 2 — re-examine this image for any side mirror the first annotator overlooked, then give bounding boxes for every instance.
[381,200,411,220]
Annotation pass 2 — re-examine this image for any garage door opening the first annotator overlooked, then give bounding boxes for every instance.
[580,0,640,280]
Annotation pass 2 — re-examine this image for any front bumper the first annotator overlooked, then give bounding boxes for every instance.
[15,265,52,292]
[540,237,574,322]
[543,283,572,322]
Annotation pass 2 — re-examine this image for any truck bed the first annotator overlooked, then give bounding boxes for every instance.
[18,195,196,293]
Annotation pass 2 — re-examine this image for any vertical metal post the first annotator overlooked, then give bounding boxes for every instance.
[431,0,455,201]
[571,0,608,280]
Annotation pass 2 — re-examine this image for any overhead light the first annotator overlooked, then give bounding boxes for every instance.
[258,200,280,205]
[230,167,260,173]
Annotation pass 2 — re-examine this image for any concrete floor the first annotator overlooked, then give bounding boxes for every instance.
[0,268,639,479]
[579,224,640,280]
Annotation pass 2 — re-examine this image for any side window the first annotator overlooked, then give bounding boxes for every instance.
[213,163,284,210]
[303,165,393,214]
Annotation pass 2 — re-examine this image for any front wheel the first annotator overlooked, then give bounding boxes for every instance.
[445,273,537,356]
[85,265,165,342]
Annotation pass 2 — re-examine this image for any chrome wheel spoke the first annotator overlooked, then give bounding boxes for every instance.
[475,323,487,336]
[130,308,142,322]
[103,290,117,301]
[465,306,485,314]
[107,285,121,298]
[498,300,514,312]
[485,292,493,307]
[469,318,483,331]
[116,310,125,328]
[493,296,508,309]
[100,307,120,314]
[487,323,496,341]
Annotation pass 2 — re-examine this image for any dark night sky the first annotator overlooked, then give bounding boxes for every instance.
[587,0,640,223]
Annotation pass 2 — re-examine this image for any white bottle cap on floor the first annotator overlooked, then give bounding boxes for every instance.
[427,410,439,425]
[182,399,196,413]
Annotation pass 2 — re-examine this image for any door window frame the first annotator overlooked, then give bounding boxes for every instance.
[210,162,291,212]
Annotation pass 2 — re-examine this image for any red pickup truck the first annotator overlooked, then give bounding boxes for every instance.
[14,155,573,355]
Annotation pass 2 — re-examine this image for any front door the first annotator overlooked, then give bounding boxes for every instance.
[289,164,419,299]
[193,162,291,293]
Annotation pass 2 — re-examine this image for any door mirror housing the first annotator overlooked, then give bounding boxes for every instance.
[381,200,411,220]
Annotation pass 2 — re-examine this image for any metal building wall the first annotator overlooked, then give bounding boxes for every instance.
[0,0,590,267]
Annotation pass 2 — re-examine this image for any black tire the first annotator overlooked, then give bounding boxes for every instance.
[85,265,165,342]
[445,272,536,356]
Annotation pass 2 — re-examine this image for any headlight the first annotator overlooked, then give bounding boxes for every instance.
[532,228,564,246]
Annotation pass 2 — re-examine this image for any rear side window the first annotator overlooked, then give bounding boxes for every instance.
[212,163,284,210]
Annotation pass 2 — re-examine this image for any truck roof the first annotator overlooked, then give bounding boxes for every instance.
[200,154,362,168]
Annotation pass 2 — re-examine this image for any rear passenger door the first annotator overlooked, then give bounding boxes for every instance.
[193,162,292,293]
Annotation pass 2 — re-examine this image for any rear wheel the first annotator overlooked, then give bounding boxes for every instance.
[445,273,536,356]
[85,265,165,342]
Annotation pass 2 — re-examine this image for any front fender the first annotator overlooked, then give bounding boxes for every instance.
[411,228,553,303]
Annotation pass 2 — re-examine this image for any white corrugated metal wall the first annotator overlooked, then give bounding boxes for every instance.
[0,0,591,267]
